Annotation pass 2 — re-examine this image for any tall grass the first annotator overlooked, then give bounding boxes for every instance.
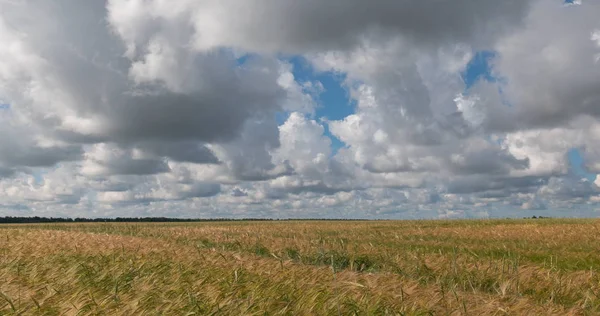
[0,219,597,314]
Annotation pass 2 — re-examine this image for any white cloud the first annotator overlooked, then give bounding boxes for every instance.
[0,0,599,218]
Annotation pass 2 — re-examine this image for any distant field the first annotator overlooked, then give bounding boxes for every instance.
[0,219,599,315]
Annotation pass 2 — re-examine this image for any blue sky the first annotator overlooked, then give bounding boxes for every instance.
[568,149,596,182]
[287,56,354,154]
[462,50,497,89]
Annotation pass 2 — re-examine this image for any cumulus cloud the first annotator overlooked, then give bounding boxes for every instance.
[0,0,598,218]
[479,1,600,132]
[106,0,532,53]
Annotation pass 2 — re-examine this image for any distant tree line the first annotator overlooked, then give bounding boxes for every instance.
[0,216,560,223]
[0,216,369,223]
[0,216,269,223]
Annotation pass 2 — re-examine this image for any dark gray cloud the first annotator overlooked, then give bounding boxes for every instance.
[81,144,171,176]
[0,167,15,178]
[475,1,600,133]
[1,145,82,168]
[0,125,82,171]
[447,149,529,176]
[447,175,547,195]
[178,182,221,199]
[215,117,293,181]
[539,177,598,200]
[137,141,219,164]
[125,0,533,53]
[89,179,135,192]
[90,59,283,145]
[101,158,170,176]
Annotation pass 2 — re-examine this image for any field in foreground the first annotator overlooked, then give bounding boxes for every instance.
[0,219,599,315]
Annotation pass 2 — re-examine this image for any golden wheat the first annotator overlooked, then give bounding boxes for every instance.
[0,219,597,315]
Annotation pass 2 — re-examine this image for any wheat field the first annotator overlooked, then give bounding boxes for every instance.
[0,219,598,315]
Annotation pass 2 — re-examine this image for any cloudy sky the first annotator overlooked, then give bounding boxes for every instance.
[0,0,599,219]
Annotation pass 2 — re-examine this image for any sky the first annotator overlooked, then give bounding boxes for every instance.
[0,0,599,219]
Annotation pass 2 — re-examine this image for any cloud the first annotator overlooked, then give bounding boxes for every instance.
[0,0,285,146]
[0,122,83,173]
[106,0,533,54]
[478,1,600,132]
[521,198,547,211]
[81,144,170,176]
[135,141,219,164]
[0,0,599,218]
[538,176,598,201]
